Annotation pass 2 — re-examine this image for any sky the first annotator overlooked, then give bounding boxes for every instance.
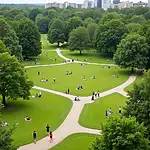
[0,0,148,4]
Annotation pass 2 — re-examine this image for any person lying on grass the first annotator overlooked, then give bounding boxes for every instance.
[25,116,31,121]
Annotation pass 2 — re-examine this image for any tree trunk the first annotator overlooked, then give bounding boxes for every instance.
[2,94,6,106]
[131,67,134,72]
[80,50,82,55]
[57,42,59,47]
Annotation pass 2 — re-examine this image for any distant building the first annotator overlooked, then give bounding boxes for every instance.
[103,0,111,10]
[94,0,97,7]
[133,1,147,7]
[110,1,133,9]
[88,1,94,7]
[113,0,120,4]
[148,0,150,7]
[97,0,102,8]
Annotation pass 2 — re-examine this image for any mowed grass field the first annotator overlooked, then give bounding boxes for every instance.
[61,50,114,64]
[1,89,72,147]
[26,64,130,96]
[50,133,98,150]
[79,93,127,129]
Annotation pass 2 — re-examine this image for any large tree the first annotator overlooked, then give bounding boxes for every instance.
[0,40,10,53]
[0,19,22,61]
[90,116,150,150]
[114,33,148,71]
[0,52,33,106]
[29,8,42,21]
[17,19,41,58]
[124,70,150,139]
[68,27,90,55]
[48,19,65,47]
[94,19,127,53]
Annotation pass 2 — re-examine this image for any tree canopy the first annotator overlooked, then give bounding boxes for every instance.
[90,116,150,150]
[17,19,41,58]
[69,26,90,54]
[114,33,148,71]
[0,52,33,105]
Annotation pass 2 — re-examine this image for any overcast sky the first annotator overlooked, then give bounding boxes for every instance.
[0,0,148,4]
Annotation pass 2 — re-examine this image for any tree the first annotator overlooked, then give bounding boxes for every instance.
[126,23,141,33]
[48,9,58,20]
[48,19,65,47]
[94,19,127,53]
[114,33,148,71]
[0,19,22,61]
[0,40,10,53]
[0,124,16,150]
[68,27,90,55]
[84,17,95,27]
[90,116,150,150]
[29,8,42,21]
[130,15,145,24]
[144,11,150,20]
[17,19,41,58]
[124,70,150,140]
[87,23,97,45]
[0,52,33,106]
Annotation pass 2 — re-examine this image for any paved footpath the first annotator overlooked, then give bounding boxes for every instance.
[18,49,136,150]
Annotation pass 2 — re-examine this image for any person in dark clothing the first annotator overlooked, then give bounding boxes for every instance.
[33,131,37,144]
[46,124,50,133]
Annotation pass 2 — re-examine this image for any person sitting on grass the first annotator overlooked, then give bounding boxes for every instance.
[91,76,96,79]
[25,116,31,121]
[83,76,86,81]
[2,122,9,127]
[38,91,42,98]
[76,86,84,90]
[41,78,48,82]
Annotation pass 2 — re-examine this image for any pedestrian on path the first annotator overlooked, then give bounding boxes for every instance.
[67,88,70,94]
[46,124,50,134]
[33,131,37,144]
[95,92,97,97]
[53,77,56,83]
[91,95,94,101]
[49,131,53,143]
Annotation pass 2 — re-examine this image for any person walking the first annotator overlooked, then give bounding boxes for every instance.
[53,77,56,83]
[49,131,53,143]
[33,131,37,144]
[46,124,50,135]
[38,71,40,75]
[106,110,108,117]
[91,95,94,101]
[67,88,70,94]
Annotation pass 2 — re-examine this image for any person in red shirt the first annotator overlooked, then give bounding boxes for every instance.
[49,131,53,143]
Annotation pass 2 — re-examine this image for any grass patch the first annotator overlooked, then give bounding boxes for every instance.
[27,64,130,96]
[79,93,127,130]
[50,133,98,150]
[61,50,114,64]
[1,89,72,147]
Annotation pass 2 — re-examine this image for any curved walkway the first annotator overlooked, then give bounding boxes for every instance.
[18,48,136,150]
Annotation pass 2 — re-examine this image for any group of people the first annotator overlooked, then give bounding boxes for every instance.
[106,107,122,117]
[66,88,70,94]
[83,76,96,81]
[33,124,53,144]
[1,122,9,127]
[76,85,84,90]
[50,58,57,61]
[112,74,119,78]
[41,78,48,82]
[25,116,31,121]
[34,92,42,98]
[74,96,80,101]
[66,71,72,75]
[91,90,100,100]
[102,65,111,68]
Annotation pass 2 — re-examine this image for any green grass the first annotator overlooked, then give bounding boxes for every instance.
[124,75,143,92]
[26,64,130,96]
[50,133,98,150]
[1,89,72,147]
[61,50,114,64]
[79,93,127,130]
[23,34,64,66]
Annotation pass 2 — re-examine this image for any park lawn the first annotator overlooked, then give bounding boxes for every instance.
[61,50,114,64]
[1,89,72,147]
[79,93,127,130]
[124,75,143,92]
[26,63,130,96]
[50,133,98,150]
